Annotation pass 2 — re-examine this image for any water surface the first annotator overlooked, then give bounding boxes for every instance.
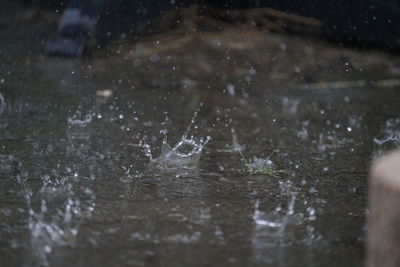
[1,11,400,267]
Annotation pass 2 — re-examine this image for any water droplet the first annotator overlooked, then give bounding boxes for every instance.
[44,245,52,253]
[133,58,141,67]
[150,54,160,62]
[226,84,235,96]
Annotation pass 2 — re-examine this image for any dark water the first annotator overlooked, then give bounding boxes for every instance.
[1,18,400,267]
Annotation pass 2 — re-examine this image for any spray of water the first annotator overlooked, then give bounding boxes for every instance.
[251,179,320,261]
[11,110,97,266]
[0,92,6,116]
[230,127,244,152]
[252,194,297,238]
[67,110,93,126]
[16,171,95,267]
[151,130,211,169]
[143,106,211,170]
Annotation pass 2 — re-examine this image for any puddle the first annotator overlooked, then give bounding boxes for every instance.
[1,7,400,267]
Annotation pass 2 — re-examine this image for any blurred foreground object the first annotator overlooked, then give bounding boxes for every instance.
[367,150,400,267]
[45,0,107,57]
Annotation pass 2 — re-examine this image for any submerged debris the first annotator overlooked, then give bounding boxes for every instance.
[121,166,145,179]
[239,151,284,177]
[302,78,400,90]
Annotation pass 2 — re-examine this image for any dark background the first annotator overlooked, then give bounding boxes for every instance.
[9,0,400,52]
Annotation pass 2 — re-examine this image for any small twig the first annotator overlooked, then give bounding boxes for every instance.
[247,7,321,27]
[301,78,400,90]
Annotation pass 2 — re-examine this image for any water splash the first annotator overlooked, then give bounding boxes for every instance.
[373,118,400,157]
[27,197,81,266]
[230,128,244,152]
[282,97,301,115]
[252,195,296,239]
[251,178,320,262]
[144,107,211,170]
[0,92,6,116]
[215,127,244,153]
[316,131,353,153]
[67,110,93,126]
[15,168,95,266]
[0,154,16,175]
[151,129,211,169]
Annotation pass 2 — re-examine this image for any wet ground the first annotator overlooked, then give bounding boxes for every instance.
[2,3,400,267]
